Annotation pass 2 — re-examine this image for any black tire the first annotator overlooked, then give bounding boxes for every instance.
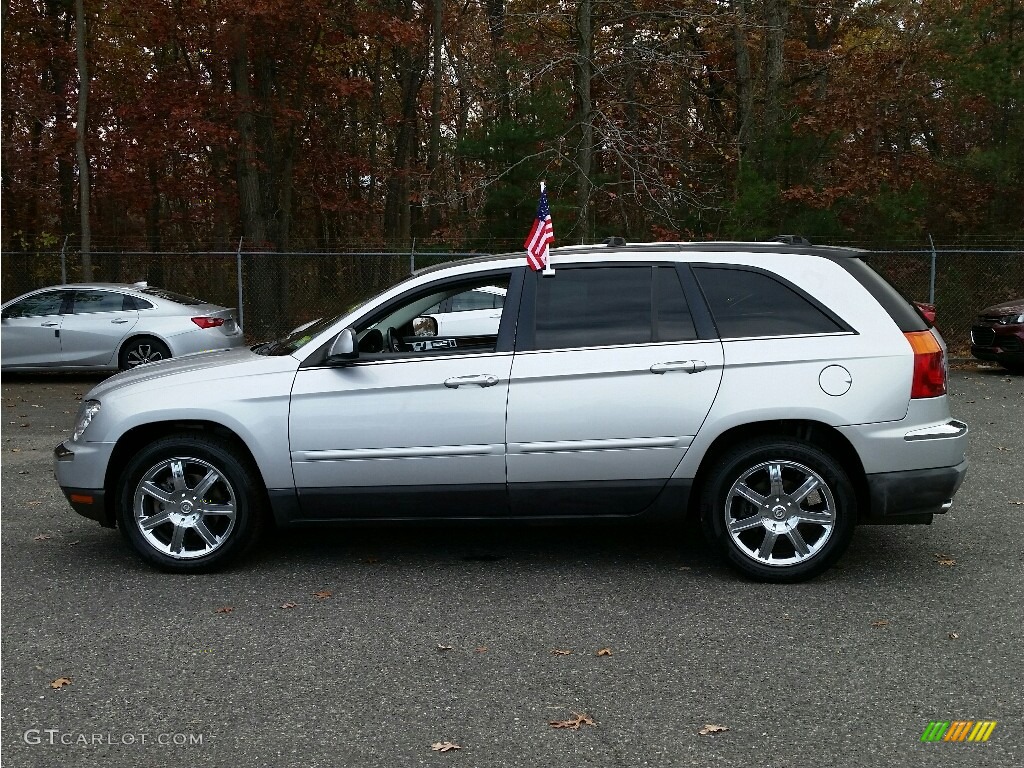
[700,438,856,583]
[116,434,266,572]
[119,336,171,370]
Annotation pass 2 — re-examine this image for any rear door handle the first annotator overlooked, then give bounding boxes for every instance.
[650,360,707,374]
[111,318,131,324]
[41,321,60,327]
[444,374,499,388]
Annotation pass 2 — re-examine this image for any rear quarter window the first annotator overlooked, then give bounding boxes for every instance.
[694,266,847,338]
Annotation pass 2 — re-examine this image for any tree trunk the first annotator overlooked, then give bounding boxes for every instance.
[576,0,594,242]
[75,0,92,279]
[426,0,445,233]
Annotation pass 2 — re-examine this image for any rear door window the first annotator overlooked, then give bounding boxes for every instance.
[72,290,133,314]
[530,265,698,350]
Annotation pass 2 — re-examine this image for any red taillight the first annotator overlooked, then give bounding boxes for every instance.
[905,331,946,398]
[191,316,225,329]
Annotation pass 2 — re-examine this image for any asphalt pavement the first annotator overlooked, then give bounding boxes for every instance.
[1,366,1022,767]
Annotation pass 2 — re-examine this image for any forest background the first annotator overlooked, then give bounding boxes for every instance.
[2,1,1022,340]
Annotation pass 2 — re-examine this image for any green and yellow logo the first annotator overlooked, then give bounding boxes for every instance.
[921,721,997,742]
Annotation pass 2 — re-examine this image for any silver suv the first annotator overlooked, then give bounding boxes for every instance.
[54,242,968,581]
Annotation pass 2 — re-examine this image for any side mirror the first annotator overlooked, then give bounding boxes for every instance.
[413,316,438,337]
[326,327,359,363]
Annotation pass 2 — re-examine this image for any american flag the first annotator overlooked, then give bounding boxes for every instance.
[524,182,554,271]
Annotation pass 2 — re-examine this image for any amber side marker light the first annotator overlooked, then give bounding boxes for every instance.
[905,331,946,398]
[69,494,94,505]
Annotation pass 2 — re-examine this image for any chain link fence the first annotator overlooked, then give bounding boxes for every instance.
[3,245,1022,356]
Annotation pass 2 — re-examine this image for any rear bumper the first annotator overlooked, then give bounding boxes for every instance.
[861,459,968,524]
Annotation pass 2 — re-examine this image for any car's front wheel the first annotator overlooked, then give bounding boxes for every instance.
[701,439,856,582]
[116,434,266,572]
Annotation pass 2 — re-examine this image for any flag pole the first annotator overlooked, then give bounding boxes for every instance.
[541,181,555,275]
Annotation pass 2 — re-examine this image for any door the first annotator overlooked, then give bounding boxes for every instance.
[288,268,522,520]
[506,264,724,515]
[60,289,139,367]
[0,289,68,368]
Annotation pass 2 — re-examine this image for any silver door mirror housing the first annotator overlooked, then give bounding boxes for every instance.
[413,316,438,337]
[326,327,359,363]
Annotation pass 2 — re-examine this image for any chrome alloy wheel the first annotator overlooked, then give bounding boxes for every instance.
[724,459,836,567]
[132,456,237,559]
[125,343,166,367]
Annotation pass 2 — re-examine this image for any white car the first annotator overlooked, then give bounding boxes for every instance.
[55,242,968,582]
[415,285,506,337]
[2,282,245,371]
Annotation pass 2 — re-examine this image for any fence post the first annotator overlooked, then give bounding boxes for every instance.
[928,234,937,304]
[236,237,244,332]
[410,238,416,275]
[60,235,69,285]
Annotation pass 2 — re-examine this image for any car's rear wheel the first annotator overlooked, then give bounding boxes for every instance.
[119,337,170,370]
[701,439,856,582]
[116,435,266,572]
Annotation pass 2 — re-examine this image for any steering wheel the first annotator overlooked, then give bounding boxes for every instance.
[387,326,403,353]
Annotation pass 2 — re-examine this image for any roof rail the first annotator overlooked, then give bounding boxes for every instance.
[769,235,813,246]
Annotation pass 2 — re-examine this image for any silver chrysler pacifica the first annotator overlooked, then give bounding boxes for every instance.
[55,241,968,581]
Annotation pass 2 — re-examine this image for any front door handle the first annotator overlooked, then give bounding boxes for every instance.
[650,360,707,374]
[41,321,60,327]
[444,374,499,389]
[111,318,131,324]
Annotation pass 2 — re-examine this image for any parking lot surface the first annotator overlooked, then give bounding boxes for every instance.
[1,366,1022,767]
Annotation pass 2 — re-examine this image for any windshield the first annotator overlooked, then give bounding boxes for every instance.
[253,315,343,356]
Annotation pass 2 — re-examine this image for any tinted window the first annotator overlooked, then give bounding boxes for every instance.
[73,290,132,314]
[695,267,844,338]
[654,266,697,341]
[535,267,652,349]
[4,290,66,318]
[124,295,154,310]
[139,287,203,306]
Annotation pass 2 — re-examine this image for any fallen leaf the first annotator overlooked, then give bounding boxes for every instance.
[552,649,572,656]
[33,534,51,541]
[549,712,597,730]
[312,590,332,599]
[1010,501,1024,506]
[215,607,234,614]
[431,741,461,752]
[19,423,30,428]
[871,619,889,628]
[27,501,42,506]
[934,553,956,567]
[279,602,297,609]
[363,556,380,564]
[68,540,80,546]
[948,632,960,640]
[698,724,729,736]
[50,677,73,689]
[474,646,488,653]
[437,644,454,652]
[10,448,20,453]
[596,648,613,657]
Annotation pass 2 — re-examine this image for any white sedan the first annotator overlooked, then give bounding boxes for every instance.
[1,282,245,372]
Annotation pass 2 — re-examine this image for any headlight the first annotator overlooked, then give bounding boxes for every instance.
[72,400,101,442]
[1013,314,1024,325]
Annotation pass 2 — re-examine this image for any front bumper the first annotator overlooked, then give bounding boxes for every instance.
[54,439,116,527]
